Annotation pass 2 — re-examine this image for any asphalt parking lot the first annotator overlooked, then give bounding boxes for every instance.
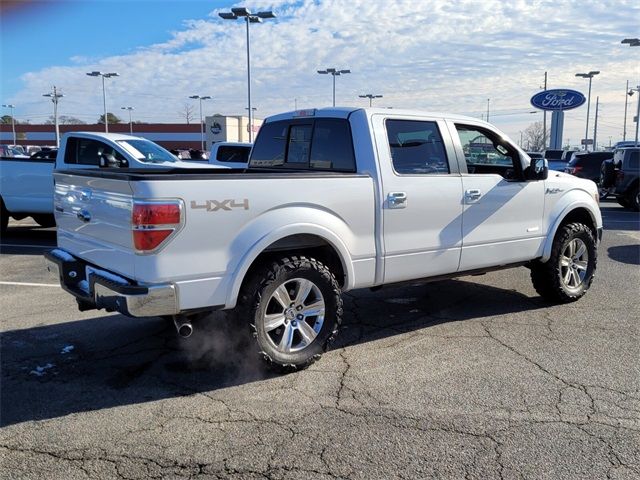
[1,202,639,479]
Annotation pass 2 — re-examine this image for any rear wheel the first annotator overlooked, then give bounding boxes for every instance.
[530,222,597,303]
[236,256,342,372]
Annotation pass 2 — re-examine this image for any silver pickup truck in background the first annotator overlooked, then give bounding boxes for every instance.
[0,132,217,233]
[46,107,602,371]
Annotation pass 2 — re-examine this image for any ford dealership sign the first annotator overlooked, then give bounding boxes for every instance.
[530,89,586,111]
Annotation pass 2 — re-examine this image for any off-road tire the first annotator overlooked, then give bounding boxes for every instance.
[236,256,342,372]
[530,222,597,303]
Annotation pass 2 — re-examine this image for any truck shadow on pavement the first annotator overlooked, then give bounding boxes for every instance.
[607,244,640,265]
[1,277,548,427]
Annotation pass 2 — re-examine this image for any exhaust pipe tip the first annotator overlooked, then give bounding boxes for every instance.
[173,316,193,338]
[177,323,193,338]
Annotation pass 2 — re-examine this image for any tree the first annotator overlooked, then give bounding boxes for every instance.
[45,115,86,125]
[1,115,16,125]
[98,113,122,124]
[179,103,195,124]
[522,121,550,152]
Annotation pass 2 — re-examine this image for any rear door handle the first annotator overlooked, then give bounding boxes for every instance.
[388,192,407,209]
[465,189,482,201]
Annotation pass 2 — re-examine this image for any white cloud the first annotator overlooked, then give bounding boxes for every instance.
[9,0,640,147]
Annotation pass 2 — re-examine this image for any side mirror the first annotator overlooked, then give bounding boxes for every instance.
[526,157,548,180]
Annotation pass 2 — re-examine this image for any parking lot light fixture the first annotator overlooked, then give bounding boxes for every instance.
[318,68,351,107]
[575,71,600,151]
[219,7,276,142]
[42,87,64,147]
[86,71,119,133]
[2,104,17,145]
[621,38,640,47]
[121,106,135,134]
[359,94,383,107]
[189,95,212,151]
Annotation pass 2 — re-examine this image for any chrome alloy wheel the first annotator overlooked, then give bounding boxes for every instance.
[262,278,325,353]
[560,238,589,290]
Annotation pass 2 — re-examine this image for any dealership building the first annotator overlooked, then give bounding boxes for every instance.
[0,114,262,151]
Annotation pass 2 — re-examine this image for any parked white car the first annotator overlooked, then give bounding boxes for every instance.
[47,107,602,371]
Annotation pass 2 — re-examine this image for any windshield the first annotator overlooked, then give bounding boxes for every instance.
[117,139,178,163]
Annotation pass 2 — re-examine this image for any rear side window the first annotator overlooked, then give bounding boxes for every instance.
[249,119,356,171]
[216,145,251,163]
[626,151,639,169]
[386,119,449,175]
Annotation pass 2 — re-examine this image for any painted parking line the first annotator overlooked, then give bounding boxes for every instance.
[0,281,60,287]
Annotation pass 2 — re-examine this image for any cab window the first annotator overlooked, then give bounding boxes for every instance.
[385,119,449,175]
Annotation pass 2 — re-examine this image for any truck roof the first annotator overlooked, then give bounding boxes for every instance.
[60,131,150,142]
[265,107,490,125]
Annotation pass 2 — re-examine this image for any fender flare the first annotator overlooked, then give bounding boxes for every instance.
[224,222,355,309]
[540,198,600,262]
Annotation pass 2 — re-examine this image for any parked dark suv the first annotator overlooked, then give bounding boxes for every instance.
[602,147,639,211]
[564,151,613,184]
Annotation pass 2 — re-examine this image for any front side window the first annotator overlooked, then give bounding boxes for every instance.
[70,138,125,165]
[386,119,449,175]
[455,125,519,179]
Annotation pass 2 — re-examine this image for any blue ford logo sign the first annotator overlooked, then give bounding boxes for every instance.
[531,89,586,111]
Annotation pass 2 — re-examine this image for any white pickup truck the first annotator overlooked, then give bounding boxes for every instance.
[0,131,212,232]
[46,108,602,371]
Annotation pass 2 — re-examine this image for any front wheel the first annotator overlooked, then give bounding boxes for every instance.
[530,223,597,303]
[236,256,343,372]
[628,186,640,212]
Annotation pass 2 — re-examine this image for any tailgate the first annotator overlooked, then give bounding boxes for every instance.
[53,172,137,279]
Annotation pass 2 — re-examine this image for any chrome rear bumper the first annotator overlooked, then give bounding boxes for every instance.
[45,249,178,318]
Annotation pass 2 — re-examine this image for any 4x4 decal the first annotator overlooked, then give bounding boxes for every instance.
[190,199,249,212]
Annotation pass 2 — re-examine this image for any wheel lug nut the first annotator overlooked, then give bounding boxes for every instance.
[292,321,297,327]
[296,305,303,311]
[297,314,303,320]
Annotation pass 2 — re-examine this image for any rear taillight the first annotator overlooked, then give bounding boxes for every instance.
[132,201,182,252]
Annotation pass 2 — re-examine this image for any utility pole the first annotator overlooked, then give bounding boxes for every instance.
[623,80,630,141]
[43,86,64,147]
[542,71,547,150]
[593,96,599,151]
[486,98,490,122]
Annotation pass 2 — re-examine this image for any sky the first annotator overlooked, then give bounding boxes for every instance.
[1,0,639,148]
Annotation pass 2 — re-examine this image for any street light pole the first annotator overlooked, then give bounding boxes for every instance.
[359,94,383,107]
[42,86,64,147]
[631,86,640,147]
[121,106,134,134]
[623,80,630,142]
[219,7,276,143]
[317,68,351,107]
[593,96,599,151]
[86,71,119,133]
[542,71,547,150]
[189,95,211,151]
[575,71,600,151]
[486,98,490,122]
[2,104,16,145]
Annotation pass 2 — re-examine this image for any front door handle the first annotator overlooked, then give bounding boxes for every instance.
[465,189,482,201]
[388,192,407,209]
